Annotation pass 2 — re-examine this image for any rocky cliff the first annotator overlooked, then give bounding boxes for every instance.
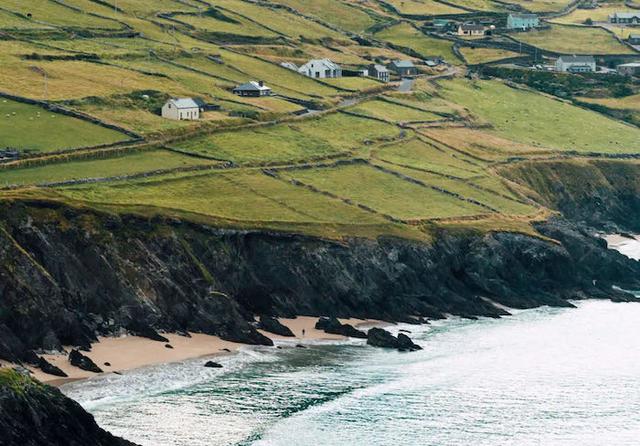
[0,368,137,446]
[1,199,638,364]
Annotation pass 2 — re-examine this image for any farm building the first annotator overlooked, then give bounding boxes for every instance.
[507,14,539,30]
[388,60,417,76]
[298,59,342,79]
[555,55,596,73]
[617,62,640,76]
[233,81,272,97]
[457,23,486,36]
[368,64,390,82]
[161,98,200,121]
[609,12,640,24]
[628,34,640,45]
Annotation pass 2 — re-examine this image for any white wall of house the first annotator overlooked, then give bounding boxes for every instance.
[162,101,200,120]
[298,60,342,79]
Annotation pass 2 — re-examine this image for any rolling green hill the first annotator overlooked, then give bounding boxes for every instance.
[1,0,640,241]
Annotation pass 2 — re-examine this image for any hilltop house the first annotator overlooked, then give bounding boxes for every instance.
[609,12,640,24]
[388,60,417,76]
[457,23,486,36]
[233,81,272,97]
[161,98,200,120]
[507,13,539,30]
[555,55,596,73]
[368,64,390,82]
[298,59,342,78]
[617,62,640,76]
[628,34,640,45]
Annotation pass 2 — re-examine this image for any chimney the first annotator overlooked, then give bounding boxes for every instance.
[259,80,264,87]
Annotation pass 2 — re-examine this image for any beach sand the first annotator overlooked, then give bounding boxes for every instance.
[1,316,382,386]
[603,233,640,260]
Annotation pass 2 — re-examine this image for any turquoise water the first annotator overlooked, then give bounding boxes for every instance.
[63,300,640,446]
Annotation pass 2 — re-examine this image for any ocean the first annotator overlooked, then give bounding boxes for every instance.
[63,299,640,446]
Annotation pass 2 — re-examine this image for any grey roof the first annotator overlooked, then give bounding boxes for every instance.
[558,55,595,63]
[234,81,271,91]
[460,23,485,31]
[509,13,538,19]
[299,58,341,72]
[370,64,389,72]
[168,98,199,109]
[280,61,298,70]
[618,62,640,67]
[611,12,640,19]
[629,34,640,39]
[391,60,415,68]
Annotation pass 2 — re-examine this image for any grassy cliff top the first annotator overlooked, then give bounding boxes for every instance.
[1,0,639,241]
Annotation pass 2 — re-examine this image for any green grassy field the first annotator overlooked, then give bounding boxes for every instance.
[174,113,400,164]
[512,24,634,54]
[280,163,490,220]
[0,99,128,153]
[438,79,640,154]
[375,23,459,62]
[0,0,637,241]
[349,99,442,122]
[0,149,216,186]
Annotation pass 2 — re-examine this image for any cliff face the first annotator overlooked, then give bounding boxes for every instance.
[1,200,638,363]
[0,369,137,446]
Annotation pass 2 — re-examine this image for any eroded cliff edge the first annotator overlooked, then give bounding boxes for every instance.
[1,198,638,364]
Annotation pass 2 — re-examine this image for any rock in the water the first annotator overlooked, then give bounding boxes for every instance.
[69,349,103,373]
[315,317,367,338]
[258,316,295,337]
[367,328,421,352]
[397,333,422,351]
[399,329,412,333]
[37,356,67,378]
[367,327,399,349]
[164,344,173,349]
[295,344,307,349]
[204,361,223,368]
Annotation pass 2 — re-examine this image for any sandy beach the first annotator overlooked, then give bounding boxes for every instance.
[1,317,382,386]
[603,233,640,260]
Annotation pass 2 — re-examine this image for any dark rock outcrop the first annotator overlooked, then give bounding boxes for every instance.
[258,316,295,337]
[367,328,421,351]
[37,356,67,378]
[0,202,639,362]
[315,317,367,338]
[0,369,138,445]
[204,361,222,368]
[68,349,102,374]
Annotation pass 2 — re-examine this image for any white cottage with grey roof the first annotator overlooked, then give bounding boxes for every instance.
[555,55,596,73]
[298,59,342,78]
[162,98,200,120]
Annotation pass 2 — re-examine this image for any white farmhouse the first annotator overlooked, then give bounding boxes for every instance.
[555,55,596,73]
[161,98,200,120]
[298,59,342,78]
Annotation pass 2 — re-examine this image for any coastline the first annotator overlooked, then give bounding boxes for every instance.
[1,317,382,387]
[602,233,640,260]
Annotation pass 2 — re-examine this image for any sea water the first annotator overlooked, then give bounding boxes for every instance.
[63,299,640,446]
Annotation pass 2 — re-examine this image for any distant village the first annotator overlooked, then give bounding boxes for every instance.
[161,7,640,122]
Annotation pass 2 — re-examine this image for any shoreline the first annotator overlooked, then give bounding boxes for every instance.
[602,233,640,261]
[1,317,383,387]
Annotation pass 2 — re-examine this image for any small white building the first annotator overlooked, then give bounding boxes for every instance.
[161,98,200,120]
[555,55,596,73]
[298,59,342,79]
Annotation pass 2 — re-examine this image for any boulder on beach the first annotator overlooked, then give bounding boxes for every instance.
[68,349,103,373]
[204,361,223,368]
[164,344,173,349]
[367,328,422,352]
[258,316,295,337]
[37,356,68,378]
[315,317,367,338]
